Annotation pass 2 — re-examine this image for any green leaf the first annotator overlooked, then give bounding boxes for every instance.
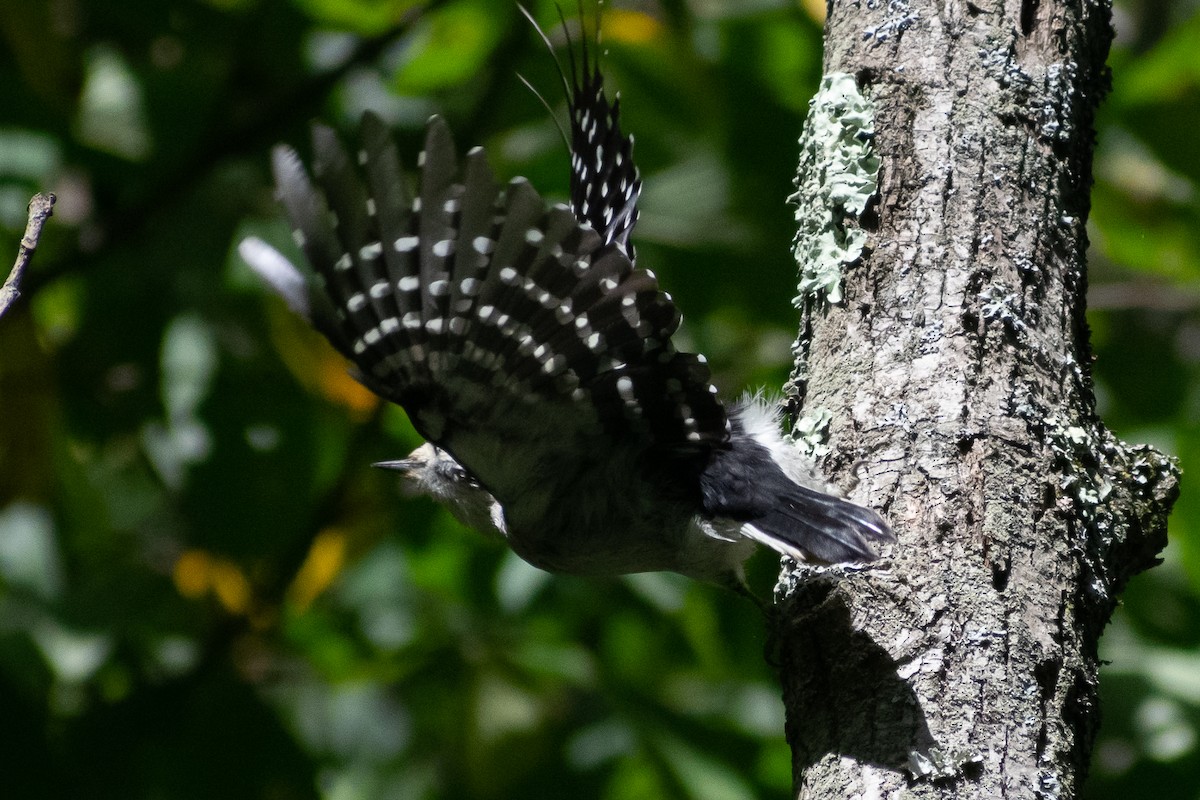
[391,0,507,94]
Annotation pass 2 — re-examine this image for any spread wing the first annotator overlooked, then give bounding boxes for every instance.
[244,114,724,508]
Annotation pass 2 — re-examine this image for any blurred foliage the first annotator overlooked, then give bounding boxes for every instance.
[0,0,1195,797]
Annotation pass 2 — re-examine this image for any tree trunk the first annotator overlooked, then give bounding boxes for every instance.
[778,0,1179,797]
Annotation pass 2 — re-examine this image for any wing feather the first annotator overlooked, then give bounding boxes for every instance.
[260,115,728,505]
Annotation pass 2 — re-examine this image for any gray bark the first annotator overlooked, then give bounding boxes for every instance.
[777,0,1179,797]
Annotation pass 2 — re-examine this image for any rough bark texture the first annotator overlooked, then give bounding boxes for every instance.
[776,0,1179,797]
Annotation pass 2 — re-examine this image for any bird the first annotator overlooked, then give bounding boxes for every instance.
[238,6,893,592]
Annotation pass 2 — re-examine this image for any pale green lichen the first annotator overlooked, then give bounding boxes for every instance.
[790,407,834,458]
[1041,411,1116,530]
[907,747,985,782]
[790,73,879,306]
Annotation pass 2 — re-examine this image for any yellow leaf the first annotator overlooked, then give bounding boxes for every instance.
[211,560,253,615]
[287,528,349,611]
[269,308,380,419]
[602,9,662,45]
[800,0,827,24]
[173,549,254,616]
[172,550,212,598]
[316,349,380,419]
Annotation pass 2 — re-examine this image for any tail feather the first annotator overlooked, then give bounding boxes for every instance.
[751,484,892,564]
[700,406,894,565]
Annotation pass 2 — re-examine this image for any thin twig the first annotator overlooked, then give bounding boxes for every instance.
[0,192,55,319]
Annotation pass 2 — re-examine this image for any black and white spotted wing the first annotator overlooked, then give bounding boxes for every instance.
[521,5,642,259]
[565,18,640,257]
[268,114,725,504]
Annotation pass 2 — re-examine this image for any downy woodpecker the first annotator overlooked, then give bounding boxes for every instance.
[239,9,892,588]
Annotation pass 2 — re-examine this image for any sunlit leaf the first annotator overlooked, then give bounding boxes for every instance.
[0,502,64,601]
[288,527,350,610]
[293,0,423,35]
[391,0,507,94]
[74,45,152,161]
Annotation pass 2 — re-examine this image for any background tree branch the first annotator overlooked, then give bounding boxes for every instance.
[0,192,55,319]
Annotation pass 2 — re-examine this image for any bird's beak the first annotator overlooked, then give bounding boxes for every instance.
[373,458,419,473]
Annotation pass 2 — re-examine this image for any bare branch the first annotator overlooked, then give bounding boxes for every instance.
[0,192,56,319]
